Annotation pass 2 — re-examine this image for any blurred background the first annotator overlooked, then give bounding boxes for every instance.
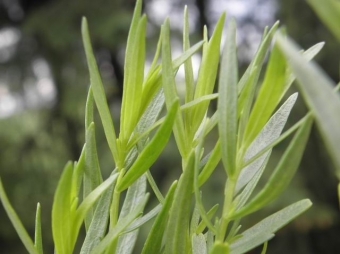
[0,0,339,253]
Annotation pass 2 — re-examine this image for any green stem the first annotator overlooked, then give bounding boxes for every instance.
[106,169,124,253]
[217,177,236,242]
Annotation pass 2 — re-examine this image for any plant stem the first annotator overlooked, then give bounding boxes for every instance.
[217,177,236,242]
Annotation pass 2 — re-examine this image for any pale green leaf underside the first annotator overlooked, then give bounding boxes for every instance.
[277,34,340,176]
[230,199,312,254]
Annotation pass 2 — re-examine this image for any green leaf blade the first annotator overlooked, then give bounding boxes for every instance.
[117,100,179,191]
[165,152,195,254]
[232,115,313,219]
[81,17,118,163]
[230,199,312,253]
[191,13,226,135]
[277,34,340,176]
[218,18,238,177]
[243,41,287,148]
[0,178,38,254]
[52,162,73,254]
[34,203,43,254]
[141,181,177,254]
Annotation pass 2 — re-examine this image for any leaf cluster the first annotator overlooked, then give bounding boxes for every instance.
[1,0,330,253]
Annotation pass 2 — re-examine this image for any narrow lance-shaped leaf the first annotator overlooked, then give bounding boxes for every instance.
[123,203,162,233]
[196,204,219,234]
[183,5,195,103]
[230,199,312,254]
[190,13,226,136]
[120,0,144,142]
[73,145,86,199]
[238,21,279,94]
[231,115,313,219]
[120,15,147,142]
[0,178,38,254]
[34,203,43,254]
[243,41,287,148]
[161,19,188,157]
[141,181,178,254]
[236,93,298,193]
[90,194,149,254]
[198,140,221,187]
[73,173,118,240]
[218,18,238,177]
[276,34,340,177]
[165,152,195,254]
[80,179,115,254]
[84,122,103,230]
[52,162,73,254]
[82,18,118,163]
[140,40,204,117]
[116,175,147,254]
[283,42,325,96]
[117,100,179,191]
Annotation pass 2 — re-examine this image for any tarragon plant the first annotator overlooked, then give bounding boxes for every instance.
[0,0,325,253]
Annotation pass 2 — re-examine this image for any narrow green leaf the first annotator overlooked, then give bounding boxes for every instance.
[181,94,218,111]
[116,175,147,254]
[190,13,226,136]
[80,181,115,254]
[74,173,118,238]
[82,17,118,163]
[135,88,165,145]
[230,234,274,254]
[84,122,103,230]
[236,93,298,193]
[145,33,162,82]
[140,40,204,118]
[192,234,207,254]
[231,116,313,219]
[243,41,287,148]
[237,23,280,147]
[52,162,73,254]
[183,5,195,104]
[120,15,147,141]
[34,203,43,254]
[165,152,195,254]
[198,139,221,187]
[234,153,270,211]
[72,145,86,207]
[230,199,311,253]
[307,0,340,41]
[141,181,177,254]
[123,203,162,233]
[173,40,204,70]
[283,42,325,96]
[146,171,165,203]
[161,19,188,157]
[218,18,238,177]
[117,100,179,191]
[277,34,340,176]
[0,178,38,254]
[238,21,279,94]
[85,87,94,129]
[194,125,217,234]
[90,194,149,254]
[196,204,219,234]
